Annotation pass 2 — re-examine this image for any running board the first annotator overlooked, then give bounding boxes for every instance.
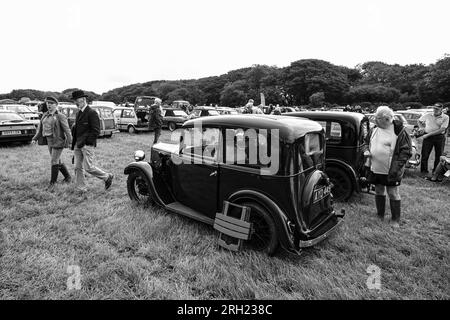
[165,202,214,225]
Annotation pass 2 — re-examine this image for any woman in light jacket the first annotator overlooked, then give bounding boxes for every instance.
[32,96,72,187]
[363,106,412,227]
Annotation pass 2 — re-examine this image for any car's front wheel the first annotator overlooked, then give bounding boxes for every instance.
[127,170,154,206]
[241,201,279,256]
[326,166,353,201]
[168,122,176,132]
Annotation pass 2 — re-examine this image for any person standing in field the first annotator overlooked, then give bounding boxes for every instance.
[418,103,449,176]
[70,90,114,192]
[149,97,163,144]
[32,96,72,189]
[364,106,412,227]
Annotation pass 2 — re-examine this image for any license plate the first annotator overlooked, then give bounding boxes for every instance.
[2,130,21,135]
[313,185,331,203]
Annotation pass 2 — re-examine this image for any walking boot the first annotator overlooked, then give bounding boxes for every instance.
[47,165,59,190]
[375,195,386,219]
[390,199,401,228]
[59,163,72,183]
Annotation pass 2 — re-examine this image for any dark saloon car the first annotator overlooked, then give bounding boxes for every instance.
[124,115,345,256]
[162,108,189,131]
[189,106,221,119]
[284,111,371,201]
[0,110,37,144]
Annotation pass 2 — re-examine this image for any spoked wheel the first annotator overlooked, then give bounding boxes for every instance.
[127,171,154,206]
[242,202,279,256]
[326,166,353,201]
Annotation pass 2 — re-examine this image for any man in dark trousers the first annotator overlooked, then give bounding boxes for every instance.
[71,90,114,192]
[418,103,449,176]
[149,97,163,144]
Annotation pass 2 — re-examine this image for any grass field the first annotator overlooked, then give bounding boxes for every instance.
[0,130,449,300]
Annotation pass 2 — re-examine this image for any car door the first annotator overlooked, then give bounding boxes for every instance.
[113,109,123,129]
[170,127,220,218]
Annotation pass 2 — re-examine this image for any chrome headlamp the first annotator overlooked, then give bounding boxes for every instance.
[134,150,145,161]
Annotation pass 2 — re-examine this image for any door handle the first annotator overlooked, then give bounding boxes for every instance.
[210,170,217,177]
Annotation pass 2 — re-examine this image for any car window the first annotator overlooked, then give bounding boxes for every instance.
[69,108,78,118]
[224,128,273,168]
[123,109,135,118]
[208,110,220,116]
[114,109,122,117]
[102,108,113,118]
[165,110,174,117]
[173,110,187,117]
[360,120,370,145]
[316,121,342,144]
[180,127,220,162]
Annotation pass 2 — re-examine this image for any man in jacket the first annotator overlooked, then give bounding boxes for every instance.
[71,90,113,192]
[363,106,412,227]
[149,98,163,144]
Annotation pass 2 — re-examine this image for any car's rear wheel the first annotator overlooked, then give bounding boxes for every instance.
[168,122,176,132]
[241,201,279,256]
[128,125,136,134]
[127,170,154,206]
[326,166,353,201]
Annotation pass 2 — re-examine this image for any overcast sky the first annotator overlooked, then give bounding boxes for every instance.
[1,0,448,94]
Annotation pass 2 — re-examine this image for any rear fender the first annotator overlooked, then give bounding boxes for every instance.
[227,190,298,254]
[124,161,165,206]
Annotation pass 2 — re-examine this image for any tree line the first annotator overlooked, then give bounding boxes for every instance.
[1,56,449,109]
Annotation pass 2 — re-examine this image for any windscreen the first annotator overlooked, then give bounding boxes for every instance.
[0,113,24,121]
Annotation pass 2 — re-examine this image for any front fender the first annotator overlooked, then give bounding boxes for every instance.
[124,161,165,206]
[227,190,298,254]
[326,159,360,191]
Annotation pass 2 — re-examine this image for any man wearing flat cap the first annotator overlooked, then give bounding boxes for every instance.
[418,103,449,176]
[71,90,114,191]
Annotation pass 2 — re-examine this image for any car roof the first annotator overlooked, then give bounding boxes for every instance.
[183,114,323,143]
[286,111,367,123]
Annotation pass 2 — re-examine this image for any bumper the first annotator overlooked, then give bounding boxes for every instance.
[298,209,345,248]
[0,134,34,143]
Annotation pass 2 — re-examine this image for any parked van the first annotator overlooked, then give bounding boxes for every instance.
[90,105,116,137]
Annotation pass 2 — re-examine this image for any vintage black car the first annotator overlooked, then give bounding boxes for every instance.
[284,111,371,201]
[0,110,37,144]
[124,115,345,256]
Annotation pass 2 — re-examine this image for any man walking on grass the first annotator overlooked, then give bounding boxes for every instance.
[149,97,163,144]
[71,90,114,192]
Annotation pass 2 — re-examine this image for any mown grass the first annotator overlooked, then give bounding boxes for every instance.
[0,131,449,300]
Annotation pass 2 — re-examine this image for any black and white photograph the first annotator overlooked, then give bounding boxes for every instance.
[0,0,449,305]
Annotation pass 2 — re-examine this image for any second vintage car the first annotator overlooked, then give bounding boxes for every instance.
[285,111,371,201]
[124,115,345,256]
